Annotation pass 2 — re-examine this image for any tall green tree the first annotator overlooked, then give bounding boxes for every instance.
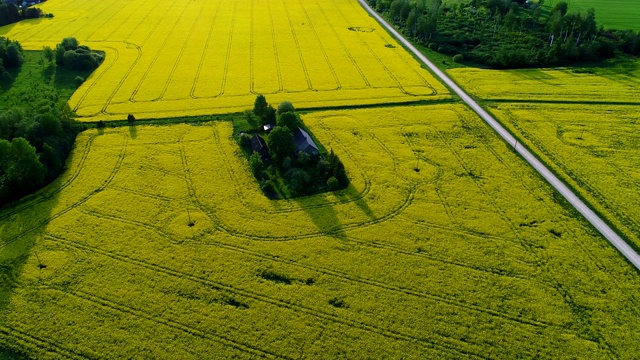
[276,112,299,132]
[266,126,295,163]
[253,95,268,118]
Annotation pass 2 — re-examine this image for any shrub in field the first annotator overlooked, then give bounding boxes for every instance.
[55,37,103,71]
[277,101,294,115]
[0,2,47,27]
[239,133,252,149]
[276,112,299,132]
[248,152,264,177]
[127,114,136,124]
[327,176,339,191]
[452,54,464,63]
[262,105,276,126]
[0,37,23,68]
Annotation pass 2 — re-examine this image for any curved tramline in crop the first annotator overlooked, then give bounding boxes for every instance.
[311,0,371,87]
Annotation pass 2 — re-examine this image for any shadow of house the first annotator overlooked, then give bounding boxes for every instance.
[250,134,270,162]
[294,128,319,156]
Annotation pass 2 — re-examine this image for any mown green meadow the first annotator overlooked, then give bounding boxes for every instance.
[544,0,640,30]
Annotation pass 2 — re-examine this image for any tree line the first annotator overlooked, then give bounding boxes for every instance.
[0,0,51,27]
[0,37,22,78]
[368,0,640,68]
[237,96,348,198]
[0,38,99,206]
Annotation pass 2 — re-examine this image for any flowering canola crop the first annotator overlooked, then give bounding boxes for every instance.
[0,0,449,121]
[490,103,640,250]
[1,106,640,358]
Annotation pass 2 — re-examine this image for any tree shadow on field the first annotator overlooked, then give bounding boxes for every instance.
[294,183,376,241]
[295,195,347,241]
[0,186,59,356]
[128,125,137,139]
[341,183,375,220]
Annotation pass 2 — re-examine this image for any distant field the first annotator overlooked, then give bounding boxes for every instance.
[448,63,640,103]
[544,0,640,31]
[491,103,640,250]
[0,0,449,121]
[2,105,640,358]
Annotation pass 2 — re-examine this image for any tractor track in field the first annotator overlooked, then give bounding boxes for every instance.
[189,0,224,99]
[44,286,290,359]
[313,0,370,88]
[296,0,341,91]
[214,0,239,98]
[0,135,127,252]
[357,0,640,271]
[43,233,488,359]
[128,0,192,103]
[0,134,97,222]
[0,325,99,360]
[155,0,209,101]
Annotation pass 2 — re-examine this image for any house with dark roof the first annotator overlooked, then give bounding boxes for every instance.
[250,134,270,162]
[293,128,319,156]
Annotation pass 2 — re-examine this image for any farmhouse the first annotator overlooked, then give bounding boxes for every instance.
[293,128,319,156]
[250,134,270,162]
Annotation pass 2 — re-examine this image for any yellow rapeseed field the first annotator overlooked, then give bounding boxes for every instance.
[490,103,640,250]
[0,0,449,121]
[2,106,640,358]
[448,65,640,102]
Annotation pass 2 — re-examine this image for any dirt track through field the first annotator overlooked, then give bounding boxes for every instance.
[357,0,640,271]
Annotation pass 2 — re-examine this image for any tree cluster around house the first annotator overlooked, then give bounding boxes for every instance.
[369,0,640,69]
[0,0,52,27]
[236,96,349,199]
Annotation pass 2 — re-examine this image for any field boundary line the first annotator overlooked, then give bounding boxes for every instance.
[357,0,640,271]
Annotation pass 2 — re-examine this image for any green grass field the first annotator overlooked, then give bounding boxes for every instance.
[544,0,640,30]
[0,51,93,112]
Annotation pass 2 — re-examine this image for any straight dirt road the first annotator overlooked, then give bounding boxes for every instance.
[357,0,640,271]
